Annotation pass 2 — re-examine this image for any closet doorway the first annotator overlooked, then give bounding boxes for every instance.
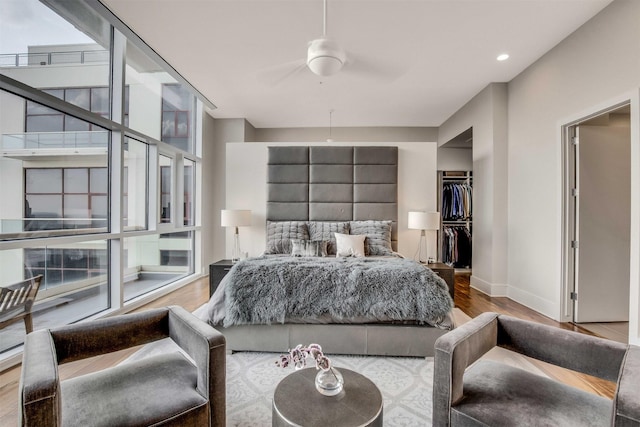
[565,104,630,329]
[437,127,473,272]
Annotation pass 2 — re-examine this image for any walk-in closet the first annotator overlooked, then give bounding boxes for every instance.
[439,171,472,269]
[437,127,473,271]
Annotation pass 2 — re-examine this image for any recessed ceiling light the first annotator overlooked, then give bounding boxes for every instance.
[497,53,510,61]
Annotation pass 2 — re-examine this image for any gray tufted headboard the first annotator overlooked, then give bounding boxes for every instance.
[267,146,398,249]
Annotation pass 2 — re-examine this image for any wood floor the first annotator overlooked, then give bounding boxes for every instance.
[0,273,617,426]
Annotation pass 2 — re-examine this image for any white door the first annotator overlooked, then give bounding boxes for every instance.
[573,115,630,322]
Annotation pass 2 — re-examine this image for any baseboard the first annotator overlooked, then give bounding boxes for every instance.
[507,285,558,321]
[470,275,559,320]
[470,275,508,296]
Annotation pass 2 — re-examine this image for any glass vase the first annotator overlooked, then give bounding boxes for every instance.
[315,367,344,396]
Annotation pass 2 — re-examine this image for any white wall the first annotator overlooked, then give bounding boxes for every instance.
[225,142,439,259]
[506,0,640,344]
[439,83,509,295]
[438,1,640,344]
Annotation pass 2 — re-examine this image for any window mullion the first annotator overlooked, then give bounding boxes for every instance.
[109,28,126,309]
[175,154,184,229]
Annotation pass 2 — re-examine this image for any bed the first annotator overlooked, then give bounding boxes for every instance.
[201,146,455,357]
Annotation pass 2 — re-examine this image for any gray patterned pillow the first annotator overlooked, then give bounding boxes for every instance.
[349,220,393,256]
[308,221,350,255]
[291,239,328,257]
[265,221,309,254]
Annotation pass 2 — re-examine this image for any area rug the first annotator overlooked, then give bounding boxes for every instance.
[122,339,435,426]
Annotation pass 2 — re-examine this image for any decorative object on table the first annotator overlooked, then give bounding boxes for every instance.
[408,211,440,263]
[276,343,344,396]
[221,209,252,262]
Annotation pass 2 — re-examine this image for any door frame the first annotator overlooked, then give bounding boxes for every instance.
[559,90,640,344]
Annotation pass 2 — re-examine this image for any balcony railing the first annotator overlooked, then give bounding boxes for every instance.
[0,218,108,240]
[1,131,109,151]
[0,49,109,67]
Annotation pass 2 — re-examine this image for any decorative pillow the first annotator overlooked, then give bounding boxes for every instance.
[334,232,366,258]
[265,221,309,254]
[308,221,350,255]
[349,220,394,256]
[291,239,329,257]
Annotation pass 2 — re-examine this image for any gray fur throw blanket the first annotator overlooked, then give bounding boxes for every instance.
[223,256,453,327]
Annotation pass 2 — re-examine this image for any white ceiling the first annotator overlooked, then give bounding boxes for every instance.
[101,0,612,129]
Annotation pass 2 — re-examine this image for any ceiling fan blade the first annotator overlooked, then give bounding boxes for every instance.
[256,59,308,86]
[344,53,408,83]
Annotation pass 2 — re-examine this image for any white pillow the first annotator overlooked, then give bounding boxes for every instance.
[334,232,366,257]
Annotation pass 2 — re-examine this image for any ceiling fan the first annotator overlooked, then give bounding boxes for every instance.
[257,0,403,86]
[306,0,345,77]
[257,0,366,85]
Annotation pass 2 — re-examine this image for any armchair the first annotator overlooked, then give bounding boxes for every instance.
[19,305,226,427]
[434,312,640,426]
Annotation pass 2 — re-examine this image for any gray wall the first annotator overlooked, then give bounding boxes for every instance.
[438,0,639,341]
[202,117,253,269]
[437,147,473,171]
[507,0,639,331]
[438,83,509,295]
[254,126,438,143]
[201,111,216,273]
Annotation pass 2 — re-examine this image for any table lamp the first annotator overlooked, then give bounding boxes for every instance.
[408,211,440,263]
[221,209,252,262]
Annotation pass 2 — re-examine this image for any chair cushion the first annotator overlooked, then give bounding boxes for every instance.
[451,360,612,427]
[61,352,208,427]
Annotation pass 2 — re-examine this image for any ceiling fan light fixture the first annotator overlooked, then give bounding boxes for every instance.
[307,38,346,76]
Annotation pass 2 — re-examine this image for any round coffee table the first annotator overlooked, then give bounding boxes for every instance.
[272,367,383,427]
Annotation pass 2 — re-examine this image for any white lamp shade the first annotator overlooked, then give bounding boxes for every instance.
[221,209,252,227]
[408,211,440,230]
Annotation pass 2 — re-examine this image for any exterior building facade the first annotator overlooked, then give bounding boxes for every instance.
[0,0,206,362]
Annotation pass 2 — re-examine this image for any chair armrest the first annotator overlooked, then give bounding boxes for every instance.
[433,312,500,427]
[167,305,226,427]
[614,345,640,426]
[51,308,170,364]
[19,330,61,427]
[497,316,628,382]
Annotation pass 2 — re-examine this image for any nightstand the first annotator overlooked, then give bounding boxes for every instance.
[426,262,455,300]
[209,259,234,297]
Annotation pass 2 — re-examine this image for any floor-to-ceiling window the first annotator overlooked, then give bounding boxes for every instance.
[0,0,206,361]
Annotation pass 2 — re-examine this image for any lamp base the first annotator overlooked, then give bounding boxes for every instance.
[417,231,428,264]
[231,229,241,263]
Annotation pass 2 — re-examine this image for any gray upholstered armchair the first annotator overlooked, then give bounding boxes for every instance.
[19,305,226,427]
[434,312,640,427]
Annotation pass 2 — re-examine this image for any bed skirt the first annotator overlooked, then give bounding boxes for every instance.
[218,312,455,358]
